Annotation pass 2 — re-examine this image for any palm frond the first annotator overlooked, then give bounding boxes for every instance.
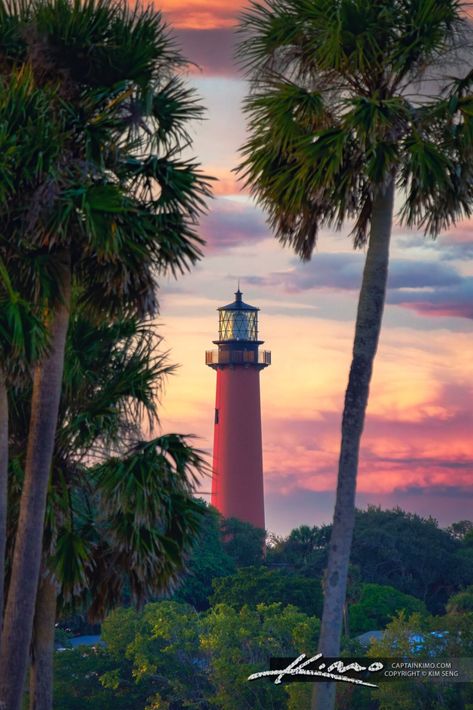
[236,0,472,258]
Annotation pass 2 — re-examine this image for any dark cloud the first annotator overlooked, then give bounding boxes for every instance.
[248,253,461,290]
[395,485,473,498]
[388,277,473,320]
[373,457,473,471]
[388,261,461,289]
[265,486,473,533]
[174,28,239,77]
[199,198,270,253]
[247,253,473,320]
[395,231,473,261]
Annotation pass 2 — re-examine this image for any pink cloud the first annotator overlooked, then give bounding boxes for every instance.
[199,197,269,253]
[262,382,473,499]
[174,28,239,77]
[444,219,473,244]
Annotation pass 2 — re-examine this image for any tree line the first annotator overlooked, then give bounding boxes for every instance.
[174,507,473,619]
[51,507,473,709]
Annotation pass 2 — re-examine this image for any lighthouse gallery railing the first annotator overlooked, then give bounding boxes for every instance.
[205,350,271,366]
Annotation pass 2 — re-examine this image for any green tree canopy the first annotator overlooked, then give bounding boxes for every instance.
[221,517,266,567]
[368,611,473,710]
[201,602,320,710]
[267,524,330,576]
[101,602,211,709]
[173,506,235,610]
[350,508,471,612]
[266,509,473,613]
[446,585,473,615]
[210,566,323,617]
[349,583,427,634]
[54,601,321,710]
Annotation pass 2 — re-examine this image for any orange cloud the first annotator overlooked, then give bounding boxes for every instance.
[207,167,245,196]
[159,0,247,29]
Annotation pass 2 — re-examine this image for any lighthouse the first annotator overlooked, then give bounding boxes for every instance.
[205,288,271,529]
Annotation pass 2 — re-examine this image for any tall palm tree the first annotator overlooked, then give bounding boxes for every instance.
[4,305,207,709]
[0,62,63,644]
[236,2,473,708]
[0,260,46,632]
[0,2,211,707]
[28,434,206,710]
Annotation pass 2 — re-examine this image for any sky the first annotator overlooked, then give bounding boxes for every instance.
[153,1,473,536]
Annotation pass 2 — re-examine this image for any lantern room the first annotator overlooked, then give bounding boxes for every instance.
[217,288,258,342]
[205,288,271,369]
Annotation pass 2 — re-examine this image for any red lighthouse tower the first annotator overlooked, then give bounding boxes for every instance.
[206,289,271,529]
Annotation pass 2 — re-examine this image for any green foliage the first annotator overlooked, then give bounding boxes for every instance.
[1,4,213,705]
[173,506,235,610]
[267,524,330,576]
[0,65,65,206]
[446,586,473,614]
[54,646,150,710]
[7,305,210,621]
[0,0,212,322]
[349,583,427,634]
[221,517,266,567]
[367,612,473,710]
[59,310,170,453]
[2,0,214,616]
[350,507,471,613]
[54,600,321,709]
[101,602,212,709]
[201,602,320,710]
[447,520,473,540]
[237,0,472,259]
[0,256,48,386]
[100,606,139,657]
[266,509,473,614]
[210,566,323,617]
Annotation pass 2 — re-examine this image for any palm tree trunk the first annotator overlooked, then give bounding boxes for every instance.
[0,366,8,632]
[342,601,350,639]
[29,577,57,710]
[311,179,395,710]
[0,254,71,710]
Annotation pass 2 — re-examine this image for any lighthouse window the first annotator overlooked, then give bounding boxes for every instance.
[219,310,258,341]
[215,408,219,424]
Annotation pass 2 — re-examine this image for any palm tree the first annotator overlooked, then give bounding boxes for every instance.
[4,305,207,708]
[28,435,207,710]
[236,2,473,708]
[0,64,61,641]
[0,369,6,631]
[0,260,46,631]
[0,2,211,707]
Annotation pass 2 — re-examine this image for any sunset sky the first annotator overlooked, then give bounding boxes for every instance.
[155,0,473,536]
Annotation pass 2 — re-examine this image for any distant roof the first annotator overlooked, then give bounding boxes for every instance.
[355,630,384,647]
[218,289,259,312]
